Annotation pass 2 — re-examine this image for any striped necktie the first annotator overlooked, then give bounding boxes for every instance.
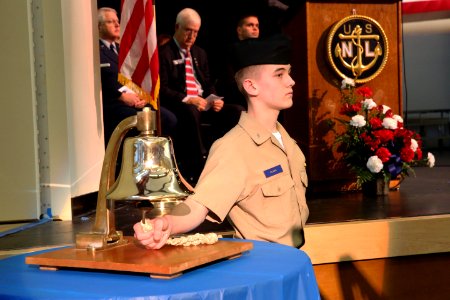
[184,50,197,97]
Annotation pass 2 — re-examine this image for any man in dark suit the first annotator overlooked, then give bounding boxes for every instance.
[159,8,244,185]
[216,13,260,110]
[98,7,177,147]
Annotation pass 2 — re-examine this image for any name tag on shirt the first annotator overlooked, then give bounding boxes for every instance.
[172,59,184,65]
[264,165,283,178]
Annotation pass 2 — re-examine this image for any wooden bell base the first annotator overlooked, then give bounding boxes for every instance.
[26,237,253,279]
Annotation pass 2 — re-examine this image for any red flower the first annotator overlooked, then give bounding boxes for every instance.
[395,128,416,148]
[400,147,415,162]
[339,103,352,115]
[351,103,362,112]
[373,129,394,144]
[395,128,413,139]
[376,105,384,113]
[339,102,362,116]
[369,117,383,129]
[416,148,423,160]
[403,137,412,148]
[385,110,393,118]
[376,147,391,163]
[360,132,380,150]
[357,87,373,98]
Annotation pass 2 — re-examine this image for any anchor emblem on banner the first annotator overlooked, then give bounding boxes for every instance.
[327,15,389,83]
[336,25,382,77]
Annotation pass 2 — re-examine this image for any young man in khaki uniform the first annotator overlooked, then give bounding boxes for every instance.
[133,34,309,249]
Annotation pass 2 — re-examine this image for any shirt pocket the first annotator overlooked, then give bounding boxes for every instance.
[261,174,294,197]
[259,175,296,225]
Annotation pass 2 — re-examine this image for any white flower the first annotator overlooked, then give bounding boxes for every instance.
[392,114,403,123]
[367,156,383,173]
[341,78,355,89]
[392,114,404,128]
[382,117,397,129]
[410,139,418,152]
[382,105,391,114]
[350,115,366,127]
[362,98,377,110]
[427,152,435,168]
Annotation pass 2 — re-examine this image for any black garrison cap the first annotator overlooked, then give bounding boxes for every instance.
[231,34,292,72]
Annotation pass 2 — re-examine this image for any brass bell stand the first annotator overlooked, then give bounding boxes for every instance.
[76,108,192,250]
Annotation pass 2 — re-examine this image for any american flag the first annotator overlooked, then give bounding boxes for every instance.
[402,0,450,14]
[118,0,159,110]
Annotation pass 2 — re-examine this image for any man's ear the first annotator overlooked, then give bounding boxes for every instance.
[242,79,258,96]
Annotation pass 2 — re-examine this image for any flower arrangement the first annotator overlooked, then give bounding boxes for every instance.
[335,78,435,187]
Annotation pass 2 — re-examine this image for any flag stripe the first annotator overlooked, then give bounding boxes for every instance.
[119,0,142,71]
[144,0,153,36]
[149,45,159,95]
[119,0,159,109]
[123,18,145,79]
[402,0,450,14]
[132,42,150,84]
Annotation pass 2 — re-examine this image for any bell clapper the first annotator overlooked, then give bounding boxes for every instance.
[138,201,154,232]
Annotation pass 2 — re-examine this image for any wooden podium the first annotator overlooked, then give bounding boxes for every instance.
[281,0,403,194]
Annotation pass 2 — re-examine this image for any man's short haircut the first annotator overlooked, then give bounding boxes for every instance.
[236,13,259,27]
[98,7,117,24]
[234,65,263,94]
[176,8,201,27]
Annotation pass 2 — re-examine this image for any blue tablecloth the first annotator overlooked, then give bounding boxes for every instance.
[0,239,320,300]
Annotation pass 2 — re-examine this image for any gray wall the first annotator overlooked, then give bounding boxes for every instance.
[403,16,450,111]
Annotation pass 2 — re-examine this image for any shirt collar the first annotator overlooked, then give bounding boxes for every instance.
[238,111,294,150]
[100,39,114,49]
[238,112,274,145]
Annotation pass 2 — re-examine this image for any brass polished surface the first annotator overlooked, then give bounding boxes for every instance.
[76,108,192,250]
[107,136,191,202]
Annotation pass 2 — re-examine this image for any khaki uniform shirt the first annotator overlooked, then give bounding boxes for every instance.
[189,112,309,247]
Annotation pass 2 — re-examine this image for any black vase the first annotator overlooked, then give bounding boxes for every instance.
[362,178,389,196]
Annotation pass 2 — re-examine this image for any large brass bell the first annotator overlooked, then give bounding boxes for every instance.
[76,108,192,250]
